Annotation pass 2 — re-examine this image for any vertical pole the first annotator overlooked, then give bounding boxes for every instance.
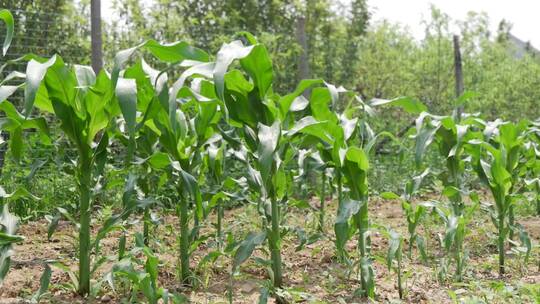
[453,35,464,120]
[91,0,103,73]
[296,16,310,85]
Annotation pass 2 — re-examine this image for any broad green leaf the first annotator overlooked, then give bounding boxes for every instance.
[148,152,171,169]
[240,44,273,99]
[257,121,280,184]
[24,56,57,117]
[335,198,363,254]
[289,95,309,112]
[233,231,266,271]
[145,40,208,63]
[339,115,358,141]
[380,192,400,200]
[222,70,263,127]
[279,79,324,115]
[0,186,40,201]
[213,40,254,100]
[370,97,427,114]
[31,263,51,303]
[310,87,337,124]
[194,101,219,140]
[346,147,369,169]
[414,125,436,167]
[74,65,96,87]
[287,116,324,137]
[0,85,19,102]
[387,230,402,269]
[0,232,24,246]
[116,78,138,135]
[169,62,214,105]
[112,40,208,86]
[0,9,14,56]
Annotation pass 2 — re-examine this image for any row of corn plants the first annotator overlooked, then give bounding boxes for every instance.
[0,9,538,302]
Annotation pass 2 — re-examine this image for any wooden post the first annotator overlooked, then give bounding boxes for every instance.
[91,0,103,73]
[296,16,310,83]
[453,35,464,120]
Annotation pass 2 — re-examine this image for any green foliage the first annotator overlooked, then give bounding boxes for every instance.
[0,9,13,56]
[468,120,530,275]
[108,234,186,304]
[385,229,404,299]
[1,4,540,303]
[0,0,91,64]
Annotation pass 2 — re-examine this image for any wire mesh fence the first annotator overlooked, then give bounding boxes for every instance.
[0,9,132,215]
[0,8,438,216]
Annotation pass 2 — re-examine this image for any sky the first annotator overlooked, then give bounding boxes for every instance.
[370,0,540,48]
[101,0,540,48]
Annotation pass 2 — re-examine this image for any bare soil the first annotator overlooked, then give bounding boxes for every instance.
[1,195,539,303]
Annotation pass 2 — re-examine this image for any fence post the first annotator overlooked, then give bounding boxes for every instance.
[91,0,103,73]
[453,35,464,120]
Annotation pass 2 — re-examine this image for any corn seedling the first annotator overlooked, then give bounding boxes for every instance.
[468,121,529,276]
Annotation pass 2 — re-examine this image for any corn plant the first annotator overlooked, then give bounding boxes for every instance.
[16,39,207,296]
[413,112,483,281]
[524,121,540,215]
[296,149,326,232]
[382,169,430,261]
[433,193,479,282]
[468,121,529,275]
[0,187,38,285]
[187,35,350,301]
[385,229,404,299]
[300,85,377,297]
[108,233,185,304]
[21,57,114,296]
[116,59,169,245]
[104,39,211,286]
[204,141,228,248]
[148,92,216,284]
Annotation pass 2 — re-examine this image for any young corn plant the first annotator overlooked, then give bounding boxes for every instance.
[116,59,169,245]
[382,169,431,261]
[523,140,540,216]
[19,39,206,296]
[204,141,228,248]
[191,35,339,301]
[107,233,185,303]
[468,121,529,276]
[20,57,114,296]
[521,121,540,215]
[413,112,483,281]
[433,193,479,282]
[0,188,39,285]
[385,229,405,299]
[148,89,218,285]
[295,149,326,232]
[107,39,213,286]
[296,84,377,297]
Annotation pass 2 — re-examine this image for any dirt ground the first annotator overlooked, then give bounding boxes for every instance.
[1,195,539,303]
